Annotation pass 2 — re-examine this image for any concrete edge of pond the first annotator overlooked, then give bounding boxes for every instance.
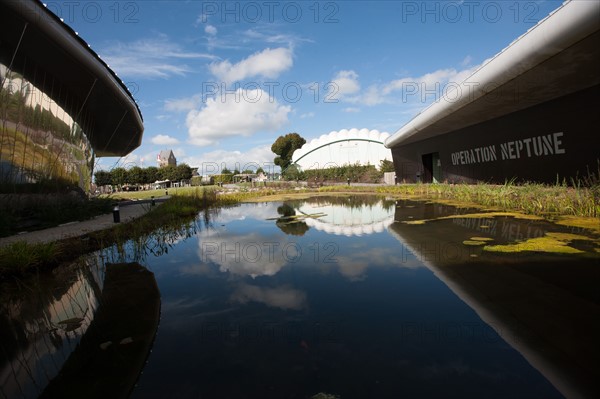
[0,197,169,248]
[39,262,161,399]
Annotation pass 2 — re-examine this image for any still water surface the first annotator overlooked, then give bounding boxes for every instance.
[3,195,599,398]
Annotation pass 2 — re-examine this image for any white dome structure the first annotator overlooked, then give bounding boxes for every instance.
[297,200,394,237]
[291,128,392,171]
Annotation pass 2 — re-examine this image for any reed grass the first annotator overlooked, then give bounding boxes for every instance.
[318,181,599,218]
[0,241,62,275]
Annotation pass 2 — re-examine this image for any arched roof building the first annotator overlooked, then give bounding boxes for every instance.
[291,128,391,171]
[298,200,394,237]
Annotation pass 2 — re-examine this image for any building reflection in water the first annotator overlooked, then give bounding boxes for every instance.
[388,199,600,399]
[0,258,104,399]
[0,60,95,192]
[295,196,395,236]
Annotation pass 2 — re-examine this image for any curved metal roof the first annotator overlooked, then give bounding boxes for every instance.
[292,128,390,164]
[385,0,600,148]
[1,0,144,157]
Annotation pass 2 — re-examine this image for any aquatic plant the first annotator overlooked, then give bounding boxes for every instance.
[0,241,61,274]
[325,181,600,218]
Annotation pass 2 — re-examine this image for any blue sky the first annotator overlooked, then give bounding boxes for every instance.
[49,0,562,174]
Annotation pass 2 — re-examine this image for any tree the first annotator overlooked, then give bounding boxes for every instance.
[176,163,193,181]
[221,167,232,174]
[144,166,160,184]
[271,132,306,171]
[111,167,127,187]
[283,164,304,180]
[159,165,178,181]
[128,166,144,185]
[380,159,395,173]
[256,167,265,175]
[94,170,112,187]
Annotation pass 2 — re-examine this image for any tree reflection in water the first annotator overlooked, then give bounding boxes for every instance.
[275,203,309,236]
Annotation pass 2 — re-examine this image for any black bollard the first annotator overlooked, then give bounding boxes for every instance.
[113,205,120,223]
[165,190,168,196]
[151,196,155,206]
[347,177,350,186]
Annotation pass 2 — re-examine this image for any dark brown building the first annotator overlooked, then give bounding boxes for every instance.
[385,1,599,184]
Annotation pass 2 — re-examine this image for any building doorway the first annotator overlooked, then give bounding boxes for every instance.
[421,152,442,183]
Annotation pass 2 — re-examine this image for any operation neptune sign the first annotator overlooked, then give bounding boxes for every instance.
[450,132,566,166]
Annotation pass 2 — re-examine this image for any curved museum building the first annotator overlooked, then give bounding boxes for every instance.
[291,128,392,171]
[385,0,599,184]
[0,0,143,193]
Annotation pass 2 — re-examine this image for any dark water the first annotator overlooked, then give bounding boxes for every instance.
[2,195,599,398]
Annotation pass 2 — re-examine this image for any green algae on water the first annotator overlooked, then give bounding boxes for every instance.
[483,232,594,254]
[553,216,600,234]
[463,240,486,246]
[463,237,494,246]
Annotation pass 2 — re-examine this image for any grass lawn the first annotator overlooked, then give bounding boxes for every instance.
[101,186,216,200]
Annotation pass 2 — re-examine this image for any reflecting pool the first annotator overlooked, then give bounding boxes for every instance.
[129,196,597,398]
[2,195,599,398]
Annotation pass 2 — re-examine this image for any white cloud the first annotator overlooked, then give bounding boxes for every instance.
[209,47,293,83]
[243,29,311,47]
[231,284,307,310]
[186,88,291,146]
[151,134,180,145]
[329,70,361,99]
[300,112,315,119]
[342,107,360,113]
[346,64,482,107]
[205,24,217,35]
[100,35,215,79]
[182,145,277,173]
[164,95,202,112]
[197,230,289,277]
[461,55,473,67]
[329,246,423,282]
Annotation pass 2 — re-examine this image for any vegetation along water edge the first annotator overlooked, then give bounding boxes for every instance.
[0,181,598,280]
